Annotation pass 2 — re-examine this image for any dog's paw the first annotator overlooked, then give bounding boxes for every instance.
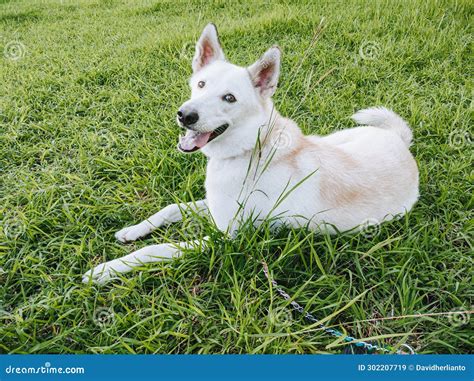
[115,223,150,243]
[82,263,116,285]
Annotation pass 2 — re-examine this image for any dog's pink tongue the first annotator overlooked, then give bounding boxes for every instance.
[180,130,212,151]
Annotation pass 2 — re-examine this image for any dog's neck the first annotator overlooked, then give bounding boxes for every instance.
[203,99,305,161]
[245,99,306,161]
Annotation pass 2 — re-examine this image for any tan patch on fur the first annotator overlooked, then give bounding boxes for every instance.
[274,134,368,207]
[320,179,364,206]
[263,115,386,208]
[265,115,311,168]
[319,148,367,207]
[281,136,314,168]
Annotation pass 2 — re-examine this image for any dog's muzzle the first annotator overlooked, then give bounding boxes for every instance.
[178,124,229,153]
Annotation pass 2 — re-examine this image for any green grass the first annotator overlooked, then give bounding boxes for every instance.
[0,0,472,354]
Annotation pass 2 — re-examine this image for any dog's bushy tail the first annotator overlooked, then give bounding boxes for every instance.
[352,107,413,147]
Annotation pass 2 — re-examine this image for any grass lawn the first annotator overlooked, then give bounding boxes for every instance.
[0,0,472,354]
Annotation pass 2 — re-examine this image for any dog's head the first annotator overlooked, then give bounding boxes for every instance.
[177,23,281,158]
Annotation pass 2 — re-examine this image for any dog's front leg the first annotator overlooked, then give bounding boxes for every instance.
[82,238,207,284]
[115,199,208,243]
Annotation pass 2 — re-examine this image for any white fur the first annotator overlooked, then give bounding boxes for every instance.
[352,107,413,146]
[83,24,419,284]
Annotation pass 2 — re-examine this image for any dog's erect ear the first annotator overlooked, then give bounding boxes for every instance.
[192,23,225,73]
[247,46,281,98]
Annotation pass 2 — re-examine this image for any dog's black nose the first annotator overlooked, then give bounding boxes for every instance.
[177,109,199,127]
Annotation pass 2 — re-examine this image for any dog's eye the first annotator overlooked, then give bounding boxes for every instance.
[197,81,205,88]
[222,94,236,103]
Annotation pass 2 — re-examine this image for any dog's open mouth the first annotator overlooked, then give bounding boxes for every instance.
[178,124,229,153]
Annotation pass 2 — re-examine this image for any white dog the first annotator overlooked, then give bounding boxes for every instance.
[83,24,419,284]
